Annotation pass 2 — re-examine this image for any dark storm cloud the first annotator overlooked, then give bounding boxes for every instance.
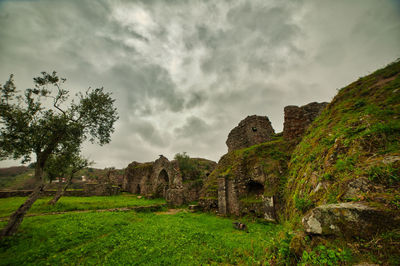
[174,116,210,138]
[0,0,399,168]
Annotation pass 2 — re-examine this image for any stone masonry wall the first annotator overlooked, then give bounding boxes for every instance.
[123,156,216,205]
[283,102,328,141]
[226,115,275,152]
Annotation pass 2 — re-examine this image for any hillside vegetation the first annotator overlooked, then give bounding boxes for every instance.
[283,60,400,264]
[0,167,35,190]
[285,60,400,217]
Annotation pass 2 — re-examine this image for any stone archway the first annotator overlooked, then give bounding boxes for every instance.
[156,169,169,197]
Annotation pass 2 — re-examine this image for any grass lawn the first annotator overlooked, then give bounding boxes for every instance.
[0,211,283,265]
[0,195,166,218]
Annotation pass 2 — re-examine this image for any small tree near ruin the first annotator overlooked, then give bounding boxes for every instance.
[0,71,118,236]
[45,148,92,205]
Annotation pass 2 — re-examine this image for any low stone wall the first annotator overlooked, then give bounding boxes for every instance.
[83,183,121,196]
[0,190,87,198]
[0,185,121,198]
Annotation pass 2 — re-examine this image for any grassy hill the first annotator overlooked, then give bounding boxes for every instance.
[285,60,400,217]
[0,166,35,190]
[284,60,400,264]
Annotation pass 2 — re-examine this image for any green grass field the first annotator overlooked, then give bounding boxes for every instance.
[0,196,355,265]
[0,195,166,218]
[0,209,284,265]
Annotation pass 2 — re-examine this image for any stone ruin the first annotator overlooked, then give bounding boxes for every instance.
[200,101,328,220]
[283,102,328,141]
[217,165,277,221]
[122,101,327,219]
[226,115,275,152]
[122,155,216,205]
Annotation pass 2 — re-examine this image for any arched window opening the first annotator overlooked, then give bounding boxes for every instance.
[246,180,264,196]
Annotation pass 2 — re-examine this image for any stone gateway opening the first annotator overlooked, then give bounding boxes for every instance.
[246,180,264,196]
[156,169,169,197]
[159,169,169,183]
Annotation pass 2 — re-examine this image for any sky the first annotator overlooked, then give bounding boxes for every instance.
[0,0,399,168]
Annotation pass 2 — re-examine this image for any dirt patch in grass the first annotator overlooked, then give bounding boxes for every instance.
[155,209,183,215]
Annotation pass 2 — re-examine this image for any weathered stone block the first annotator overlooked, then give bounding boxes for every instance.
[302,202,399,237]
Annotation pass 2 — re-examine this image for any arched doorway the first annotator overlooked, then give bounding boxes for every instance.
[156,169,169,197]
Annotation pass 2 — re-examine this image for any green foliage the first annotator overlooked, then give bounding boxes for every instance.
[321,173,333,181]
[367,163,400,186]
[334,155,356,172]
[264,231,294,265]
[294,194,313,212]
[0,71,118,179]
[174,152,200,181]
[45,148,91,182]
[300,245,352,265]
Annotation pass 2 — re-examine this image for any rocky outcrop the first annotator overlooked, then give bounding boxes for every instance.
[283,102,328,141]
[226,115,275,152]
[302,202,399,238]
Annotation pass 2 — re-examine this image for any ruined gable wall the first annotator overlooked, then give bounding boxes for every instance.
[226,115,275,152]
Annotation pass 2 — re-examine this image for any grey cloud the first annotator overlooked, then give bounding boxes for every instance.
[174,116,210,138]
[0,0,399,168]
[134,120,169,147]
[185,91,208,109]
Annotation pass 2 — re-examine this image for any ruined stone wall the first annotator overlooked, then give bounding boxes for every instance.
[122,161,153,195]
[212,159,279,220]
[226,115,275,152]
[283,102,328,141]
[83,183,121,196]
[122,156,179,198]
[123,156,216,205]
[200,139,290,221]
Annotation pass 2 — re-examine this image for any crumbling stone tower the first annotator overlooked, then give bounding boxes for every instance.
[226,115,275,152]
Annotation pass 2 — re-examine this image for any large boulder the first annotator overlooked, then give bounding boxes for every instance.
[302,202,399,238]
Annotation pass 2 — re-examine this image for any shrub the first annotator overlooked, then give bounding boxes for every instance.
[300,245,352,266]
[174,152,200,181]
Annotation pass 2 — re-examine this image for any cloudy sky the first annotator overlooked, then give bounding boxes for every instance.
[1,0,399,168]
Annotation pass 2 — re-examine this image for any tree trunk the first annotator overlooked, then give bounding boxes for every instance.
[1,157,47,237]
[0,182,46,237]
[48,177,72,205]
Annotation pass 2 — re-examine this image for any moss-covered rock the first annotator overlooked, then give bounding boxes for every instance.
[302,202,399,238]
